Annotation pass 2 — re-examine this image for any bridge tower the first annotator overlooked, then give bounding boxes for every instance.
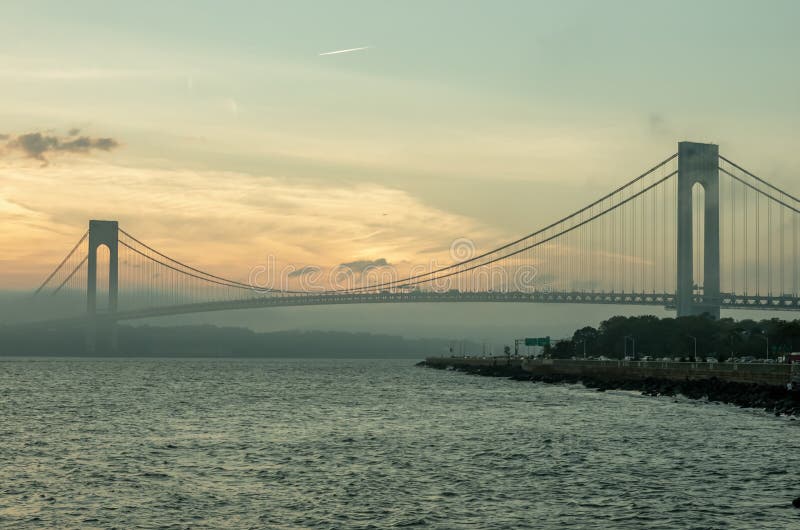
[676,141,720,318]
[86,220,119,353]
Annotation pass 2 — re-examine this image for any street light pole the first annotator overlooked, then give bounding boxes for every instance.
[576,339,587,359]
[624,335,635,360]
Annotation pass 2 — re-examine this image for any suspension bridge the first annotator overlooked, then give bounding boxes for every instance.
[28,141,800,352]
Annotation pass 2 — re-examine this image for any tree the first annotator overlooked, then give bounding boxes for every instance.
[550,340,574,359]
[567,315,800,361]
[572,326,598,356]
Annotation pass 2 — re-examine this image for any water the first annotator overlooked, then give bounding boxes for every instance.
[1,358,798,529]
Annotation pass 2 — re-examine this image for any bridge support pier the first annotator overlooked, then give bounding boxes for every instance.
[86,220,119,354]
[677,142,720,318]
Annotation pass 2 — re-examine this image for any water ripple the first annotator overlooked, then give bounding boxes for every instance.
[0,358,799,529]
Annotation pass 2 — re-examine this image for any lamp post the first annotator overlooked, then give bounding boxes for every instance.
[624,335,635,360]
[733,330,750,365]
[576,339,587,359]
[758,331,769,362]
[688,335,697,363]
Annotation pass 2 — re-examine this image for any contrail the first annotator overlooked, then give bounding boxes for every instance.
[319,46,371,56]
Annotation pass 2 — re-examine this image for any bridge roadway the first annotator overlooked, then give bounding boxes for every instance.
[111,289,800,321]
[114,290,676,320]
[19,290,800,330]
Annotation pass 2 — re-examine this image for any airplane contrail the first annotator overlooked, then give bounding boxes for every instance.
[319,46,371,56]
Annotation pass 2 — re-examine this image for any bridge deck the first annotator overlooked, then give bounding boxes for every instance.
[110,290,799,321]
[16,291,800,329]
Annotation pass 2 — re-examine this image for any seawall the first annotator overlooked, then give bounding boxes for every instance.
[425,357,796,386]
[423,357,800,416]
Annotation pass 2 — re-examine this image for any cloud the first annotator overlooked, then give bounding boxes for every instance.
[2,130,119,165]
[287,265,321,278]
[648,113,672,137]
[338,258,391,273]
[0,134,8,141]
[68,128,81,136]
[0,161,494,288]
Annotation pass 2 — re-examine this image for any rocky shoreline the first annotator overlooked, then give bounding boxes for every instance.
[420,361,800,417]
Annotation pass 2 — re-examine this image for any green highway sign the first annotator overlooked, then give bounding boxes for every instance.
[524,336,550,347]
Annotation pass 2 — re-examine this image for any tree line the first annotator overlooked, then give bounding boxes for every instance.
[544,315,800,360]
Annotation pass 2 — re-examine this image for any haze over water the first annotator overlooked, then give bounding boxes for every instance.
[1,357,797,529]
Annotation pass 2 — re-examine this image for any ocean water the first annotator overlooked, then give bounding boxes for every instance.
[1,357,798,529]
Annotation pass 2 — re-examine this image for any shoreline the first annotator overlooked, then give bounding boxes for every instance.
[421,360,800,417]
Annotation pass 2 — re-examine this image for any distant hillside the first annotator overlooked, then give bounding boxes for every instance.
[0,323,472,358]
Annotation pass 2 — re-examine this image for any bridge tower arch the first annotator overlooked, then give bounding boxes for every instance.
[677,141,720,318]
[86,219,119,353]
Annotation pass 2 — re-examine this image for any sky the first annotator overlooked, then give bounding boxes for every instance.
[1,1,799,339]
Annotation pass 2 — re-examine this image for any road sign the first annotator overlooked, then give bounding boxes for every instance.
[525,337,550,347]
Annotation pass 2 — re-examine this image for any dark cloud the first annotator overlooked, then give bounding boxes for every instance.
[648,113,671,137]
[68,128,81,136]
[338,258,391,273]
[287,265,321,278]
[2,130,120,165]
[92,137,118,150]
[11,133,59,160]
